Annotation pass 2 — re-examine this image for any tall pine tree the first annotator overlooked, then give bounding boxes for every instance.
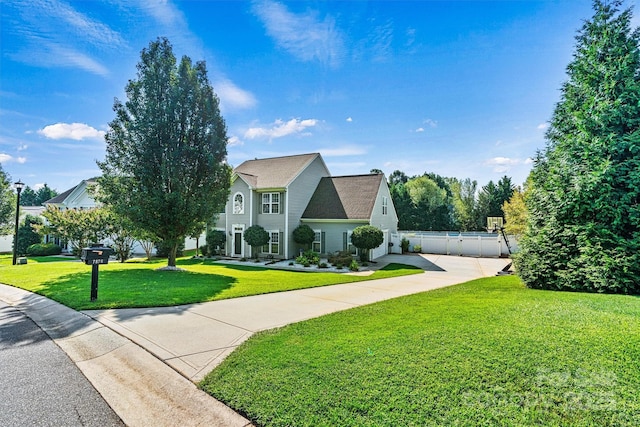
[516,1,640,293]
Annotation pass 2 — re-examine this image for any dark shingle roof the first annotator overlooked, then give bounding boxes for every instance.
[234,153,319,189]
[44,185,77,204]
[302,174,383,220]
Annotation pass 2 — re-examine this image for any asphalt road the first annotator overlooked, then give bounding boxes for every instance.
[0,301,123,427]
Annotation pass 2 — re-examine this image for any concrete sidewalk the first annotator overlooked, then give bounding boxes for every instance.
[83,255,510,382]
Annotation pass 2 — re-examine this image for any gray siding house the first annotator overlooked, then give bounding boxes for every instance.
[216,153,398,260]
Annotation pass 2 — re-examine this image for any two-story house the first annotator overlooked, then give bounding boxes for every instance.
[216,152,398,260]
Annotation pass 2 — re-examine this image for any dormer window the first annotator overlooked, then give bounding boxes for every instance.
[233,192,244,214]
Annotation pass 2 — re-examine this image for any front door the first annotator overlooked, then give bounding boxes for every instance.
[232,225,245,257]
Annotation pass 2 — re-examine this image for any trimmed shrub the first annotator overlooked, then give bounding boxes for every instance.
[328,251,352,267]
[26,243,62,256]
[349,259,359,272]
[206,229,226,256]
[292,224,315,250]
[413,245,422,253]
[351,225,384,262]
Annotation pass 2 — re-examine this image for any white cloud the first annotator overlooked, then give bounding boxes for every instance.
[537,123,549,130]
[244,118,319,140]
[485,157,523,173]
[18,144,28,151]
[228,135,243,147]
[38,123,106,140]
[6,0,124,76]
[214,79,257,110]
[423,118,438,128]
[0,154,26,164]
[525,157,534,165]
[252,0,346,68]
[33,183,45,191]
[346,117,353,122]
[136,0,186,27]
[415,127,424,133]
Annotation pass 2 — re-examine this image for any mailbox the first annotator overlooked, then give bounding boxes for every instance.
[81,246,112,265]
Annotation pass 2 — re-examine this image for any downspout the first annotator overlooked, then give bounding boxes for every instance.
[284,188,289,258]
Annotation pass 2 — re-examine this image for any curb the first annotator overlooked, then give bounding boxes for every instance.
[0,284,252,427]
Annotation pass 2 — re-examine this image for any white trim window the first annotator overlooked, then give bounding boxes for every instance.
[382,196,388,215]
[233,192,244,214]
[263,230,280,254]
[312,230,322,253]
[262,192,280,214]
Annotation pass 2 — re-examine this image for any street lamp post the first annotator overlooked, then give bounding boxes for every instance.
[12,180,24,266]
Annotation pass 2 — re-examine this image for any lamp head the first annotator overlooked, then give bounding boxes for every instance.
[14,180,25,192]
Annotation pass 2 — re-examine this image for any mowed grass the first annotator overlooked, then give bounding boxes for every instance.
[200,275,640,427]
[0,255,422,310]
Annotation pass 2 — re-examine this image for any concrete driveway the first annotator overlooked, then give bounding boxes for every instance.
[83,254,510,382]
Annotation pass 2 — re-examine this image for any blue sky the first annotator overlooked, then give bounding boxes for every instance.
[0,0,618,194]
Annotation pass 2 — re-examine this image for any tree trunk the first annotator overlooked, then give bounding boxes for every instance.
[168,243,178,267]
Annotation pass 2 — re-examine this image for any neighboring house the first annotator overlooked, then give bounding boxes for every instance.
[42,179,99,250]
[43,179,200,254]
[43,178,98,211]
[216,153,398,260]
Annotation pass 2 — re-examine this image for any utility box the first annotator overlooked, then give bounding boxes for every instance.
[81,246,112,265]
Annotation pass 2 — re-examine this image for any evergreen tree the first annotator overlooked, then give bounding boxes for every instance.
[97,38,231,268]
[0,165,14,235]
[35,184,58,205]
[16,214,43,255]
[516,1,640,293]
[19,186,37,206]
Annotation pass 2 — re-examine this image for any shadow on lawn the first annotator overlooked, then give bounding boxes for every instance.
[39,267,237,311]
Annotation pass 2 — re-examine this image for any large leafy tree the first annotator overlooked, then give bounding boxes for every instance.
[449,177,478,231]
[97,38,231,268]
[404,174,453,231]
[0,164,15,235]
[515,1,640,293]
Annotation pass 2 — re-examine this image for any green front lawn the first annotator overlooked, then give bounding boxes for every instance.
[0,255,422,310]
[200,276,640,426]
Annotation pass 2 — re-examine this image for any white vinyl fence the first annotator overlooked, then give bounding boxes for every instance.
[389,231,517,258]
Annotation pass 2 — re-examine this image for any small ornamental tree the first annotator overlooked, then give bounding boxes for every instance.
[351,225,384,262]
[244,225,269,259]
[40,206,110,255]
[292,224,315,251]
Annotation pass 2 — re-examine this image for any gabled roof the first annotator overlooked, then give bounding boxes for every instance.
[233,153,321,189]
[302,174,384,220]
[44,178,98,206]
[44,185,77,205]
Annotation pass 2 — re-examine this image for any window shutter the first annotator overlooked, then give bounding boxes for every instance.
[321,232,326,254]
[279,232,284,255]
[343,232,347,251]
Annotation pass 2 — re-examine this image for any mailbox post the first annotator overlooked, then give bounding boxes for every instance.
[81,245,112,301]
